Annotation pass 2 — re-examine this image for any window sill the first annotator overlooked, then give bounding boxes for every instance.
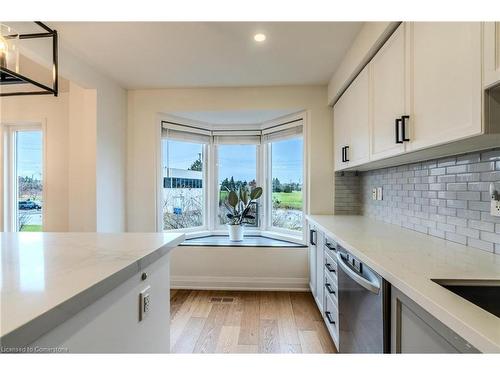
[179,235,306,248]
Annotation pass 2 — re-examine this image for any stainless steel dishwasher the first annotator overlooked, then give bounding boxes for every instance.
[336,246,390,353]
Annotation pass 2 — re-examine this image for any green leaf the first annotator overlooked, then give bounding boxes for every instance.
[250,187,263,200]
[228,191,239,207]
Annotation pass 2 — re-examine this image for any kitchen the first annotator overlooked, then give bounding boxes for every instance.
[1,2,500,373]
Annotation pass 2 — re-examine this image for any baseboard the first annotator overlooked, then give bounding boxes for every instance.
[171,275,309,291]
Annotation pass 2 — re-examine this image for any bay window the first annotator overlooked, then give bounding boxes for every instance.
[160,116,305,242]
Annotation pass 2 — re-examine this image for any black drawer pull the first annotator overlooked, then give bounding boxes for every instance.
[325,242,336,251]
[325,263,336,274]
[325,283,336,295]
[325,311,336,325]
[395,118,403,144]
[309,229,316,246]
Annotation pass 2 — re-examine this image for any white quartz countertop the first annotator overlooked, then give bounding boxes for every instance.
[306,215,500,353]
[1,232,184,346]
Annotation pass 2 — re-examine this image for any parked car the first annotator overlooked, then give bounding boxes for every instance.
[18,200,42,210]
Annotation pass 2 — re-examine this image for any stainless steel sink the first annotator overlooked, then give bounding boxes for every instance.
[432,279,500,318]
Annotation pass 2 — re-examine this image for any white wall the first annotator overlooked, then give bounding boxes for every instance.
[127,85,334,232]
[327,22,399,105]
[170,246,308,291]
[0,93,70,232]
[68,82,97,231]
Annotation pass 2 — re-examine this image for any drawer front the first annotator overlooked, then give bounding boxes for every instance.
[324,292,339,345]
[324,272,338,305]
[324,237,338,258]
[324,250,338,281]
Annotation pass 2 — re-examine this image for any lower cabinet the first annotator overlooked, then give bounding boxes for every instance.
[391,287,479,353]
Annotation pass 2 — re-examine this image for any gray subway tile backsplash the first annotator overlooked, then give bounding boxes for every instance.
[357,148,500,254]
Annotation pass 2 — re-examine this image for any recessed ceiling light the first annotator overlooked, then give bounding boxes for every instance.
[254,33,266,42]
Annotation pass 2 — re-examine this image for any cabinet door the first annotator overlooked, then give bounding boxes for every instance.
[333,67,370,169]
[308,226,317,295]
[391,287,479,353]
[484,22,500,89]
[333,93,350,171]
[315,231,325,310]
[370,23,407,160]
[407,22,482,151]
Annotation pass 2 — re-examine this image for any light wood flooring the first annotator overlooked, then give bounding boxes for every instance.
[170,290,337,354]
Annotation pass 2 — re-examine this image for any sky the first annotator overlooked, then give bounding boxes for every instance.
[162,138,303,184]
[17,131,43,179]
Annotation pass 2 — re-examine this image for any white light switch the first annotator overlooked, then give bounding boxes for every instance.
[139,286,151,321]
[377,187,383,201]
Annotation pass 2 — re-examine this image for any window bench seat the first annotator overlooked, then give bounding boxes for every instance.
[180,235,306,248]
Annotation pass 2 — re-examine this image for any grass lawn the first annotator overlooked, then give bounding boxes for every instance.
[219,190,303,209]
[20,225,43,232]
[272,191,302,209]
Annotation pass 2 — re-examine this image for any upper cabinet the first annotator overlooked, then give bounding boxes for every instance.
[484,22,500,89]
[333,22,496,172]
[407,22,482,152]
[370,23,407,160]
[334,67,370,170]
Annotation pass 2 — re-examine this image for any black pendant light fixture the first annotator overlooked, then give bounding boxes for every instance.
[0,21,58,97]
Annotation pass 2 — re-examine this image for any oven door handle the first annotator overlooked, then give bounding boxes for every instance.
[336,252,380,294]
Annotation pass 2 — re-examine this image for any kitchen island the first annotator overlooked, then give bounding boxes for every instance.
[1,232,184,353]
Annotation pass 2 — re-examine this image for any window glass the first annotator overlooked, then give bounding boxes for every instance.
[16,130,43,232]
[218,144,258,226]
[161,139,204,230]
[271,137,303,231]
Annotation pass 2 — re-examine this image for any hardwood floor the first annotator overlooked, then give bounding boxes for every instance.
[170,290,337,354]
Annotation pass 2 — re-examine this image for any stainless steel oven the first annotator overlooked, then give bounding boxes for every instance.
[336,246,390,353]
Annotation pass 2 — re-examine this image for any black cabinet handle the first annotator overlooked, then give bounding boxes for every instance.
[325,242,336,251]
[395,118,403,144]
[344,145,349,162]
[341,146,345,162]
[309,229,316,246]
[325,311,336,325]
[325,263,336,274]
[401,115,410,142]
[325,283,336,295]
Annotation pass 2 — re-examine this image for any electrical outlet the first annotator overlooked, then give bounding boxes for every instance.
[372,188,377,200]
[377,187,383,201]
[139,286,151,321]
[491,200,500,217]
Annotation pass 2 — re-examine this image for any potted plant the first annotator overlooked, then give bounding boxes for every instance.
[224,186,263,241]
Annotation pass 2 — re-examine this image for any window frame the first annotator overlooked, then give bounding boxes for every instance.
[2,122,46,232]
[213,143,261,231]
[265,136,306,238]
[156,112,308,244]
[158,137,209,234]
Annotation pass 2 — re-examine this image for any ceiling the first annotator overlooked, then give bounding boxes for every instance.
[46,22,363,89]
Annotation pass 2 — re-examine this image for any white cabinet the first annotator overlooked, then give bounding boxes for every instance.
[391,287,479,353]
[370,23,407,160]
[484,22,500,89]
[333,67,370,170]
[308,225,317,295]
[407,22,483,151]
[333,22,495,172]
[315,230,325,310]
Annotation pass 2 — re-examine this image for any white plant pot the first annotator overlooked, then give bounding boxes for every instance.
[227,224,244,242]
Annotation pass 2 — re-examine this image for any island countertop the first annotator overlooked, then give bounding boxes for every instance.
[1,232,184,347]
[306,215,500,353]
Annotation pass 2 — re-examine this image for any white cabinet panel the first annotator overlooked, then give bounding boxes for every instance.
[308,225,317,295]
[407,22,483,151]
[333,67,370,170]
[370,23,407,160]
[484,22,500,89]
[315,231,324,310]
